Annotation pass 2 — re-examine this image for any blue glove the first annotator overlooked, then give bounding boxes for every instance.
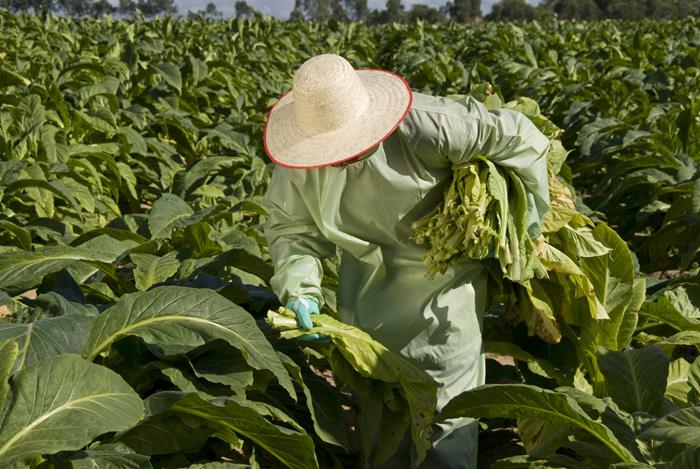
[285,297,328,342]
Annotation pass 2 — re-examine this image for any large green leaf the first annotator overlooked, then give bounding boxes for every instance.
[560,226,611,258]
[0,66,31,87]
[169,393,318,469]
[131,252,179,290]
[665,358,692,408]
[0,220,31,250]
[485,341,565,382]
[5,179,83,217]
[181,462,252,468]
[324,348,386,465]
[0,236,137,290]
[0,354,143,465]
[148,193,194,239]
[0,339,18,424]
[185,340,254,393]
[615,278,645,351]
[278,352,349,449]
[490,453,592,468]
[639,406,700,446]
[664,446,700,469]
[439,384,636,462]
[641,285,700,332]
[598,345,669,415]
[0,315,95,373]
[152,62,182,93]
[195,248,273,284]
[580,223,637,350]
[82,286,294,398]
[68,443,152,469]
[688,357,700,396]
[117,413,214,456]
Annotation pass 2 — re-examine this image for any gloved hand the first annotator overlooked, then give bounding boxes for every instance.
[285,297,328,342]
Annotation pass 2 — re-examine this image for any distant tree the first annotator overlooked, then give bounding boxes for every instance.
[90,0,114,15]
[291,0,347,21]
[142,0,176,15]
[486,0,538,20]
[57,0,91,15]
[116,0,175,16]
[118,0,137,15]
[7,0,54,13]
[645,0,699,18]
[365,0,406,23]
[593,0,612,12]
[674,0,700,16]
[203,2,221,16]
[4,0,176,15]
[448,0,480,21]
[344,0,368,20]
[385,0,404,20]
[584,0,700,19]
[406,3,446,21]
[235,0,258,17]
[605,0,646,18]
[330,0,349,20]
[544,0,601,19]
[289,0,304,20]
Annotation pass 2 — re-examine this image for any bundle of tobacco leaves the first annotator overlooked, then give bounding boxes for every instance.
[412,95,643,345]
[266,307,438,467]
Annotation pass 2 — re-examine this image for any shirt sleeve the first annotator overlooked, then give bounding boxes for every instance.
[263,166,336,307]
[408,95,551,239]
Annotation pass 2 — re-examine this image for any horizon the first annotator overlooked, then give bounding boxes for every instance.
[173,0,543,18]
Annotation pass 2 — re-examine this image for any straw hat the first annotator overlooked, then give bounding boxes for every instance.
[263,54,413,168]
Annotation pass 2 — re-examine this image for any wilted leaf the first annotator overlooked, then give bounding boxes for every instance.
[270,309,439,464]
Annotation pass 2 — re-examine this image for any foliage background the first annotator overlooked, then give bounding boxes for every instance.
[0,10,699,469]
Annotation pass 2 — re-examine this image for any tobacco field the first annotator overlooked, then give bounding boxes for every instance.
[0,10,699,468]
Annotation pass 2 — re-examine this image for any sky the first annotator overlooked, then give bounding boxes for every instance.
[175,0,543,18]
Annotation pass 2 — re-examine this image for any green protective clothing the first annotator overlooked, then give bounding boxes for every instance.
[263,92,550,468]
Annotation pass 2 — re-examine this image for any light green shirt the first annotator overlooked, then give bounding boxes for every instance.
[263,92,550,366]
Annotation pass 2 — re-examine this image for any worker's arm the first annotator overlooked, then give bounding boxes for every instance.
[408,95,550,239]
[263,167,335,309]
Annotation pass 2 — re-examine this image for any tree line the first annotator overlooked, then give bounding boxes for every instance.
[284,0,700,21]
[1,0,698,20]
[0,0,178,16]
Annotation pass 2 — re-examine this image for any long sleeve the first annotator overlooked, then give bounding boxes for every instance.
[405,94,551,239]
[263,167,336,307]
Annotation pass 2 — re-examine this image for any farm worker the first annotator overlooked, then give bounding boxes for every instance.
[263,54,550,468]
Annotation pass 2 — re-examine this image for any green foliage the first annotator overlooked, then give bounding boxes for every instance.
[0,10,699,468]
[0,354,144,466]
[441,341,700,466]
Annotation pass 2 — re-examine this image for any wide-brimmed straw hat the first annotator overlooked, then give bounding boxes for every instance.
[263,54,413,168]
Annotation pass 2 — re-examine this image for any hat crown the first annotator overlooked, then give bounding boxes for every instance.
[293,54,369,134]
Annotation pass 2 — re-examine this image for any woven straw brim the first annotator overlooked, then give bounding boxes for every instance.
[264,70,413,168]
